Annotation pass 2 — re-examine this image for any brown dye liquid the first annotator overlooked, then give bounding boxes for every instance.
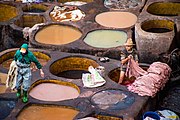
[95,12,137,28]
[35,25,82,45]
[17,105,79,120]
[0,73,14,93]
[57,70,89,79]
[29,83,79,101]
[1,58,48,71]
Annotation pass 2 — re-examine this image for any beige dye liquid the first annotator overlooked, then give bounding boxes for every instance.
[35,25,82,45]
[29,83,79,101]
[95,12,137,28]
[17,105,79,120]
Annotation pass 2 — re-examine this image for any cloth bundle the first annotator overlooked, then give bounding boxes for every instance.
[6,61,18,90]
[127,59,171,97]
[82,66,106,88]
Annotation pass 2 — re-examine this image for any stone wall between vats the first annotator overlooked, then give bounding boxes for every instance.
[0,0,178,119]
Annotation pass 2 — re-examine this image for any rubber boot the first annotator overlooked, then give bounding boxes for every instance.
[16,89,21,98]
[22,90,28,103]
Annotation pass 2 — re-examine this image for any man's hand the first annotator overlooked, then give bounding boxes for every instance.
[40,69,44,78]
[128,55,133,59]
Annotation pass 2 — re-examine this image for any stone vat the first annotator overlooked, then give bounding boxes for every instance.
[29,80,80,101]
[17,104,79,120]
[135,19,175,63]
[0,48,50,71]
[50,56,99,79]
[14,14,46,28]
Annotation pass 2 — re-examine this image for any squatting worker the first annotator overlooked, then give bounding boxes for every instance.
[14,43,44,103]
[118,38,139,84]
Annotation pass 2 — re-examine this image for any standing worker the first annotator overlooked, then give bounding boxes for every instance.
[14,43,44,103]
[118,38,139,84]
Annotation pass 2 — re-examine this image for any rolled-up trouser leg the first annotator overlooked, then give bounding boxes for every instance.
[22,68,31,91]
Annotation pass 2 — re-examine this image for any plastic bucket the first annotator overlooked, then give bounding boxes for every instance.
[143,111,160,120]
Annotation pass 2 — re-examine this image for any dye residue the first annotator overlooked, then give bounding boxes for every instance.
[95,12,137,28]
[17,105,79,120]
[35,25,82,45]
[104,0,141,10]
[91,89,134,110]
[50,6,85,22]
[29,83,79,101]
[84,30,127,48]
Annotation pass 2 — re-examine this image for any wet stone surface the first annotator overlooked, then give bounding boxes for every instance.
[0,100,16,120]
[104,0,142,10]
[161,85,180,115]
[91,89,135,110]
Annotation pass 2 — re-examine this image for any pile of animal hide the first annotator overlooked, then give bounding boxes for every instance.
[126,59,171,97]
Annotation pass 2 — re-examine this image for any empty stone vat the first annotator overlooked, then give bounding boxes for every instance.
[22,3,48,13]
[0,3,18,22]
[147,2,180,16]
[83,29,127,48]
[35,24,82,45]
[0,49,50,71]
[95,12,137,28]
[135,19,175,63]
[17,105,79,120]
[91,89,135,110]
[50,57,99,79]
[0,99,16,120]
[108,63,149,85]
[29,80,80,101]
[14,14,46,28]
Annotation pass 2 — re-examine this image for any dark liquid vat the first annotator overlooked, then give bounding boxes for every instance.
[57,70,90,79]
[146,28,171,33]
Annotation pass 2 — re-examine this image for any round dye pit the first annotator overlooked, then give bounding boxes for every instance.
[0,50,50,71]
[141,20,174,33]
[50,6,85,22]
[83,30,127,48]
[147,2,180,16]
[95,12,137,28]
[104,0,142,10]
[0,4,18,22]
[108,64,149,85]
[50,57,99,79]
[35,24,82,45]
[29,81,80,101]
[14,14,46,28]
[22,4,48,13]
[17,105,79,120]
[91,89,135,110]
[0,100,16,120]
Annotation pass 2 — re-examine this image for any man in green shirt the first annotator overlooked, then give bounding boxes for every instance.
[14,43,44,103]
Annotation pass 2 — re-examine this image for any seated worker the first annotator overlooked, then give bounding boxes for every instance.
[14,43,44,103]
[118,38,139,84]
